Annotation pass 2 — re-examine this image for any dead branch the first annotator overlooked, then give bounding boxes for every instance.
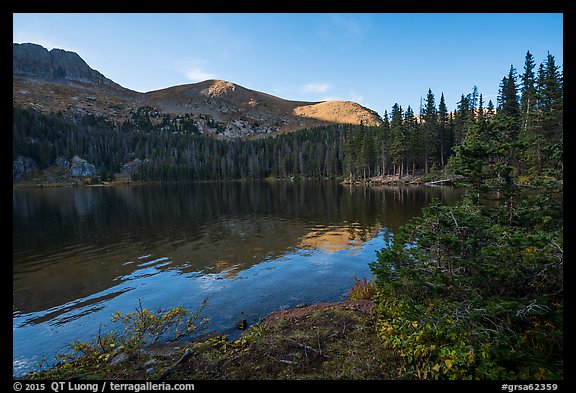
[156,349,192,380]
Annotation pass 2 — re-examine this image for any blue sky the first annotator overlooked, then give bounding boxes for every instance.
[13,13,563,117]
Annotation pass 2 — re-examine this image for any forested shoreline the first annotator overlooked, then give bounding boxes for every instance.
[365,50,563,379]
[13,51,562,186]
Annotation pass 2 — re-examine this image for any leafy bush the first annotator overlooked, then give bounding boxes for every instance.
[30,300,208,379]
[370,192,563,379]
[348,276,377,301]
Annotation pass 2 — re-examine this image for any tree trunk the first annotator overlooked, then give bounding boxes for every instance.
[440,143,445,167]
[536,141,543,175]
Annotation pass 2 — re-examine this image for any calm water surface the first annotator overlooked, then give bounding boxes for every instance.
[13,181,464,376]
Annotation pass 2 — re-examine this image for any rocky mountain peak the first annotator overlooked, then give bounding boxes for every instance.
[13,43,118,86]
[13,42,384,137]
[12,43,53,78]
[201,80,236,97]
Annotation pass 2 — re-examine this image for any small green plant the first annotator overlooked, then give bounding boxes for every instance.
[348,276,377,301]
[374,296,491,380]
[110,299,207,348]
[205,323,270,354]
[35,355,49,371]
[29,299,208,379]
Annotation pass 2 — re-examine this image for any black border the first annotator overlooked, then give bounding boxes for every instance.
[7,2,571,390]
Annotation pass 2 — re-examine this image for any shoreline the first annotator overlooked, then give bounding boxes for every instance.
[13,174,449,189]
[22,299,383,380]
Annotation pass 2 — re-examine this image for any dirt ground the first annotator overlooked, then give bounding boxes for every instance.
[163,300,399,380]
[29,300,400,380]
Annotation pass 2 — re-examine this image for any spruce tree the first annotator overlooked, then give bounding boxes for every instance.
[534,52,563,174]
[437,93,452,167]
[404,105,419,176]
[469,85,479,122]
[537,52,563,138]
[454,94,471,146]
[421,89,438,173]
[389,103,406,178]
[520,51,537,132]
[380,111,391,176]
[519,50,538,175]
[486,100,495,117]
[497,65,521,136]
[477,93,485,125]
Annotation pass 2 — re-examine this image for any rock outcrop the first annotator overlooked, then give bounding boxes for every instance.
[13,43,118,86]
[12,43,53,79]
[120,159,144,174]
[13,156,37,180]
[69,156,97,177]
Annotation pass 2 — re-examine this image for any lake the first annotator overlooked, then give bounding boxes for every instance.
[13,181,464,376]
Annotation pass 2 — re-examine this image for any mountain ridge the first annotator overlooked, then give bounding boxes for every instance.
[13,43,383,137]
[13,43,121,87]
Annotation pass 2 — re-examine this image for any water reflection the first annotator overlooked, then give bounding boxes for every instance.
[13,181,464,376]
[14,183,460,312]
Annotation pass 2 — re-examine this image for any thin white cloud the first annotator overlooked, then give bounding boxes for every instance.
[177,58,218,83]
[184,67,218,82]
[330,14,364,36]
[321,96,342,102]
[321,92,365,105]
[350,92,365,105]
[301,82,331,94]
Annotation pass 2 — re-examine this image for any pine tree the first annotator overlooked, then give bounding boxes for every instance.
[537,52,563,138]
[488,65,521,182]
[520,51,537,132]
[533,52,563,174]
[477,93,485,126]
[469,85,479,122]
[343,126,360,179]
[421,89,438,173]
[497,65,521,137]
[518,51,538,175]
[486,100,495,117]
[454,94,471,146]
[379,111,391,176]
[437,93,452,167]
[359,129,377,180]
[449,123,489,199]
[404,106,419,176]
[470,85,479,111]
[389,103,406,178]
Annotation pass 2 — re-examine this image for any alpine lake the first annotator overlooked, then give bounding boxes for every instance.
[13,180,465,377]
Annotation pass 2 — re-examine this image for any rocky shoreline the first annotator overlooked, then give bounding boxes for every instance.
[341,174,449,186]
